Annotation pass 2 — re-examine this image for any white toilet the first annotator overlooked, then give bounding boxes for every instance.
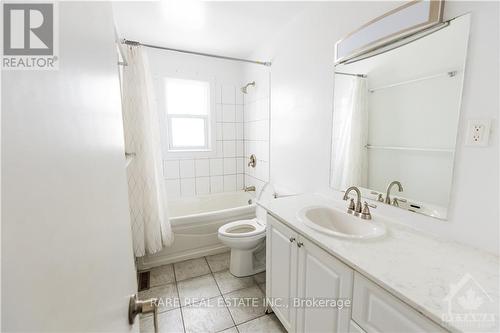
[218,183,277,277]
[218,218,266,277]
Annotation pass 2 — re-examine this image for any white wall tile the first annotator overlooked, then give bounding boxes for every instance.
[165,179,180,199]
[223,158,236,174]
[236,140,244,157]
[223,175,237,192]
[216,104,223,122]
[195,177,210,195]
[244,101,256,122]
[216,123,223,140]
[164,160,180,179]
[210,176,224,193]
[223,141,236,157]
[236,90,244,105]
[260,141,270,161]
[209,158,223,176]
[216,141,224,157]
[221,85,235,104]
[236,158,244,174]
[235,105,244,122]
[180,178,196,197]
[222,104,235,122]
[222,123,236,140]
[235,123,244,140]
[179,159,195,178]
[237,174,244,190]
[195,159,210,177]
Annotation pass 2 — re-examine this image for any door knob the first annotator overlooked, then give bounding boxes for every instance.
[129,294,158,332]
[297,242,304,248]
[289,237,296,243]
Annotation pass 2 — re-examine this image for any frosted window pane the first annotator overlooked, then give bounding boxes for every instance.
[171,118,205,147]
[166,78,209,115]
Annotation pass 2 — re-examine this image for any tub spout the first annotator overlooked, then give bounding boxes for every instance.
[244,186,256,192]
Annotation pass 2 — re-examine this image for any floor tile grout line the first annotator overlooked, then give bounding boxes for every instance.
[234,312,269,329]
[171,264,187,333]
[205,256,239,330]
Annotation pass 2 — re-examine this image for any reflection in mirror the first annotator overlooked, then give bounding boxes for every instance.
[330,14,471,220]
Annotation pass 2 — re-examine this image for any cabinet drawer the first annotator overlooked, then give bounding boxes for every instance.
[352,273,446,333]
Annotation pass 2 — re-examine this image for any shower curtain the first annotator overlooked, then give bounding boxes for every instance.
[331,75,368,190]
[122,45,173,257]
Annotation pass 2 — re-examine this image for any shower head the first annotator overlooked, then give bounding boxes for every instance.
[241,81,256,94]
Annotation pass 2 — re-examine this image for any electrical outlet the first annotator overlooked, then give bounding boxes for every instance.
[465,119,491,146]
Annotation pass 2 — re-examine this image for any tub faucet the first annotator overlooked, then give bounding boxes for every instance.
[244,186,256,192]
[343,186,362,216]
[385,181,403,205]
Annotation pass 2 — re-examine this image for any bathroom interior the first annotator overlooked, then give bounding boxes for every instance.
[2,0,499,333]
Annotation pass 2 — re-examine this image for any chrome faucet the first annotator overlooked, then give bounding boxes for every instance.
[244,186,256,192]
[385,181,403,205]
[343,186,362,216]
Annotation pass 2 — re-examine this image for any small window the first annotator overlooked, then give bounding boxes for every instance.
[165,78,211,151]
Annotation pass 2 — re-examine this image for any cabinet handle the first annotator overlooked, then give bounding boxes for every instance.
[297,242,303,248]
[289,237,296,243]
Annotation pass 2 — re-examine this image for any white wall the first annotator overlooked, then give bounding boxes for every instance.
[146,49,247,198]
[252,1,499,254]
[243,64,271,196]
[2,2,137,331]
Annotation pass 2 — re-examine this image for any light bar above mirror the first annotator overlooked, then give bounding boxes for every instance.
[335,0,444,64]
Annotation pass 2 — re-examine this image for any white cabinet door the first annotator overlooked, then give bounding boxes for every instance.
[267,214,299,332]
[352,273,446,333]
[295,237,354,333]
[350,320,367,333]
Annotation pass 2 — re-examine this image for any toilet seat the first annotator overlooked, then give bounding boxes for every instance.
[218,219,265,238]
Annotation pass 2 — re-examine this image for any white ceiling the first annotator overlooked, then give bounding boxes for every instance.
[112,1,310,59]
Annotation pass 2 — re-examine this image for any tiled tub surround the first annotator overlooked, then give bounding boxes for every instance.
[138,252,285,333]
[164,84,246,198]
[261,193,500,333]
[243,65,271,196]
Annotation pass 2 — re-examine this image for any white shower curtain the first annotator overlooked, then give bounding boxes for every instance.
[331,75,368,190]
[122,45,173,257]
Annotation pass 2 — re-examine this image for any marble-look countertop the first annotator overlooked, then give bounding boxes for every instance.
[259,193,499,333]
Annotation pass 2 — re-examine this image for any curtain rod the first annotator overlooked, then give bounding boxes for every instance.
[121,39,271,67]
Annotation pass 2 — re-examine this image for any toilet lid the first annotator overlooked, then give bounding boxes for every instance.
[218,219,265,238]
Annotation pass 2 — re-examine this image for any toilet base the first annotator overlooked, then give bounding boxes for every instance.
[229,248,265,277]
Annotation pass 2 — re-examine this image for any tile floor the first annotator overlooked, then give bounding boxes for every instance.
[139,252,285,333]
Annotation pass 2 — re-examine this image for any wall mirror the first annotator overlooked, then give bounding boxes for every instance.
[330,14,471,219]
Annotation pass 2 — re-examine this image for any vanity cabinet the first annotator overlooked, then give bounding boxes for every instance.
[266,214,353,333]
[266,214,299,331]
[352,273,446,333]
[267,214,446,333]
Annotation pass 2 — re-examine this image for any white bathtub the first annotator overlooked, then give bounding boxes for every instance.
[137,191,256,269]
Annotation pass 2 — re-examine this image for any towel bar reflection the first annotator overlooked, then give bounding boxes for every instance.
[368,70,457,93]
[365,145,454,153]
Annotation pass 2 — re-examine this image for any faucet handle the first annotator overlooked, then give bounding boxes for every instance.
[392,197,407,207]
[360,201,376,220]
[347,198,356,214]
[370,191,384,202]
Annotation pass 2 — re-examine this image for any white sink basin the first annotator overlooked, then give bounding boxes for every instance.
[297,205,386,240]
